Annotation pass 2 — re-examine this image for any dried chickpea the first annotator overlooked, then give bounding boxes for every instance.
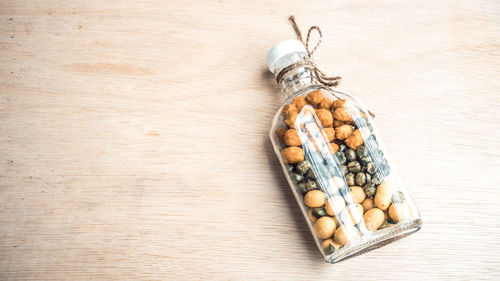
[318,98,332,110]
[333,225,360,246]
[349,186,366,204]
[308,208,318,223]
[282,146,304,164]
[363,208,385,231]
[323,127,335,142]
[333,120,346,128]
[345,129,364,149]
[328,142,339,154]
[306,90,324,106]
[374,181,393,210]
[304,190,326,208]
[388,203,413,223]
[315,108,333,127]
[335,125,354,140]
[332,99,346,108]
[361,198,375,213]
[332,107,353,122]
[313,216,336,239]
[276,127,287,143]
[284,112,298,128]
[292,96,308,111]
[283,129,301,146]
[282,103,298,119]
[325,195,346,216]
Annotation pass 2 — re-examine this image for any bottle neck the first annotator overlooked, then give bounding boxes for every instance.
[276,64,322,98]
[272,51,322,99]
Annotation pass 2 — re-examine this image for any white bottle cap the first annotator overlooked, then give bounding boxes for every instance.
[267,39,307,73]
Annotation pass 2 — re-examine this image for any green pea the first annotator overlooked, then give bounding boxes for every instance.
[372,174,383,185]
[324,244,336,255]
[335,152,346,165]
[296,160,311,175]
[363,183,376,197]
[377,163,391,177]
[354,116,368,128]
[355,172,366,186]
[307,169,316,180]
[366,162,376,174]
[287,165,294,173]
[297,182,308,194]
[340,165,348,175]
[347,161,361,173]
[360,156,372,165]
[291,172,304,183]
[312,207,327,218]
[339,144,347,152]
[391,191,406,203]
[345,149,357,161]
[365,173,372,184]
[305,180,318,192]
[356,146,368,158]
[346,173,355,186]
[380,220,388,229]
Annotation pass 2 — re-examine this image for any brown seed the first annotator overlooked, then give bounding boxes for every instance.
[282,146,304,164]
[333,225,360,246]
[325,196,346,216]
[388,203,413,223]
[361,198,375,213]
[374,181,393,210]
[304,190,326,208]
[292,96,308,111]
[313,216,336,239]
[283,129,301,146]
[347,204,364,224]
[349,186,366,204]
[335,125,354,140]
[363,208,385,231]
[306,90,324,106]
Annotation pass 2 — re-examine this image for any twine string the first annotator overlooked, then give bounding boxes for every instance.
[284,16,375,118]
[287,15,341,87]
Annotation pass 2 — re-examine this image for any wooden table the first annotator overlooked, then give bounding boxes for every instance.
[1,1,499,280]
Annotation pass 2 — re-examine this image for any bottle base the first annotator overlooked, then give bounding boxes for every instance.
[324,218,422,264]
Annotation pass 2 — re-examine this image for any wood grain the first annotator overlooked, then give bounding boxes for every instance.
[1,0,499,280]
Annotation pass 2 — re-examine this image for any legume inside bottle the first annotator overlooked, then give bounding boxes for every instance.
[268,40,422,263]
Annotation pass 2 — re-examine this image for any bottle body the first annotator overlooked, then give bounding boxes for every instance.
[270,84,422,263]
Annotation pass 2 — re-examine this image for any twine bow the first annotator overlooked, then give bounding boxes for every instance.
[288,15,342,87]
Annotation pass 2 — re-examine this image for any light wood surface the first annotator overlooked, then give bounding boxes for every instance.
[1,1,499,280]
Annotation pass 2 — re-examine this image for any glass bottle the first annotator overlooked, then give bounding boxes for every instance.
[267,39,422,263]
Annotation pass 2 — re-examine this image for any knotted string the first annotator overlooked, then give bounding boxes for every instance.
[288,15,341,87]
